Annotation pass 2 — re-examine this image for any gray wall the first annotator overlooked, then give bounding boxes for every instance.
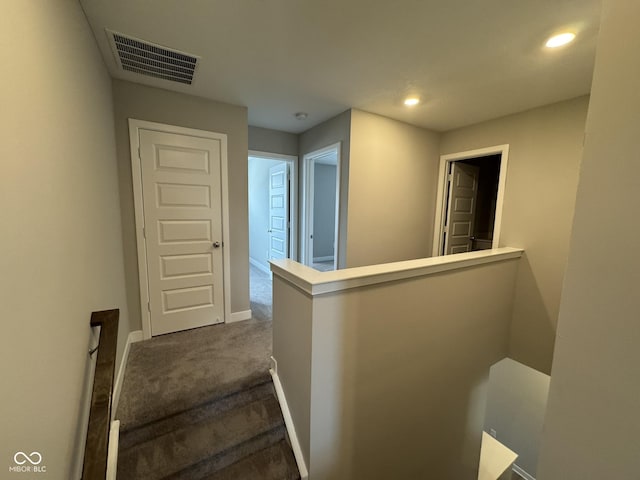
[299,110,351,268]
[539,1,640,477]
[249,125,298,157]
[1,2,129,477]
[484,359,550,477]
[313,163,337,259]
[273,255,521,479]
[440,96,589,374]
[248,157,282,271]
[112,80,250,331]
[347,109,441,267]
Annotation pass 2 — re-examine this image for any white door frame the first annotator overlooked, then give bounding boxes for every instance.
[129,119,232,339]
[248,150,299,262]
[432,144,509,257]
[301,143,341,269]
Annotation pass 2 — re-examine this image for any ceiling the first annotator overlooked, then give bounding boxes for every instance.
[80,0,601,134]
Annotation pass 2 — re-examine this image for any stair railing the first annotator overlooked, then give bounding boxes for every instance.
[82,309,119,480]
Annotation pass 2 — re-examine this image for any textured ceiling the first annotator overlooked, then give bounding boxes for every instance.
[80,0,601,133]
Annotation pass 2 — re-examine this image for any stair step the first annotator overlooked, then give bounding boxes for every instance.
[117,394,284,480]
[165,427,287,480]
[202,439,300,480]
[119,380,275,451]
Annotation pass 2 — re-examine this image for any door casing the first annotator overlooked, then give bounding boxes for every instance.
[432,144,509,257]
[301,143,341,269]
[129,119,232,340]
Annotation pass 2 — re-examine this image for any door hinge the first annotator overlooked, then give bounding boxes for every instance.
[138,147,141,158]
[147,302,150,312]
[447,173,453,181]
[142,226,146,238]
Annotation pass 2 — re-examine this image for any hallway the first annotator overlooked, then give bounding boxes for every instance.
[250,264,273,322]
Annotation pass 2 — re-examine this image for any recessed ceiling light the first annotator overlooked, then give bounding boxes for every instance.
[545,32,576,48]
[404,97,420,106]
[295,112,308,120]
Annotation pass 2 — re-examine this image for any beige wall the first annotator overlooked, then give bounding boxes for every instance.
[0,1,128,478]
[440,96,589,374]
[539,1,640,477]
[273,256,520,479]
[272,276,313,466]
[347,110,441,267]
[299,111,352,268]
[112,80,249,331]
[249,125,298,157]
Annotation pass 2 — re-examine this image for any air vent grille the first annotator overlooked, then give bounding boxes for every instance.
[107,30,199,85]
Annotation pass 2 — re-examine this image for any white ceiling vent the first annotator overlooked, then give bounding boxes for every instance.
[106,29,199,85]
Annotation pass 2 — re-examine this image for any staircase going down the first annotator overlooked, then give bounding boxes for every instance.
[114,321,300,480]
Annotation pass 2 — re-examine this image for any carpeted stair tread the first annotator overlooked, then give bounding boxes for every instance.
[164,427,288,480]
[117,320,272,432]
[119,380,275,451]
[117,394,283,480]
[202,439,300,480]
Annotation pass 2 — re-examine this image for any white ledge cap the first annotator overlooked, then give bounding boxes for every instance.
[270,247,523,296]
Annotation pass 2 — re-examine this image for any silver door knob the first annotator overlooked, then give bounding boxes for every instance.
[212,242,221,248]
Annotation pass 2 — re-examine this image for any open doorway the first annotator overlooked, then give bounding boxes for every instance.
[302,143,341,271]
[248,151,297,321]
[432,145,509,256]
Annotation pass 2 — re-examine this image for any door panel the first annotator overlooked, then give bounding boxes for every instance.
[444,162,480,255]
[269,163,289,261]
[139,129,224,336]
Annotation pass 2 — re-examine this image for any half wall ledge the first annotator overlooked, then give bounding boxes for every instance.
[270,247,524,296]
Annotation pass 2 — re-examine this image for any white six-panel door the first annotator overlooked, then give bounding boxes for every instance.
[444,162,479,255]
[268,162,289,261]
[138,128,225,336]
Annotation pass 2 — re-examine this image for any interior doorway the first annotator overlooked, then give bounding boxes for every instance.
[248,151,298,272]
[248,151,297,321]
[302,143,341,271]
[433,145,509,256]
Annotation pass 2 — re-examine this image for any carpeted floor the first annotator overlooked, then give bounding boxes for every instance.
[117,319,273,431]
[114,268,302,479]
[250,265,273,322]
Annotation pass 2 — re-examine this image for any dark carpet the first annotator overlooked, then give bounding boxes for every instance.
[116,305,298,478]
[250,265,272,322]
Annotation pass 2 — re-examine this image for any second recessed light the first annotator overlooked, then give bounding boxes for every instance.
[404,97,420,106]
[545,32,576,48]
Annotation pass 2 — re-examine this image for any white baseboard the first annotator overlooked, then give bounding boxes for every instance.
[106,420,120,480]
[228,309,252,323]
[249,257,271,275]
[512,464,536,480]
[270,368,308,480]
[312,255,334,263]
[112,330,143,421]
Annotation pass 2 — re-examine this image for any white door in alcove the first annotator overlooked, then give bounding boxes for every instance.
[444,162,479,255]
[268,162,289,261]
[138,128,225,336]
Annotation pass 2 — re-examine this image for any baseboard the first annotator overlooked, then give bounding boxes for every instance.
[249,257,271,275]
[312,255,334,263]
[111,330,143,421]
[228,309,252,323]
[106,420,120,480]
[512,464,536,480]
[270,369,309,480]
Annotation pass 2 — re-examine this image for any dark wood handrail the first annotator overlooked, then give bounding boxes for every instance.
[82,309,119,480]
